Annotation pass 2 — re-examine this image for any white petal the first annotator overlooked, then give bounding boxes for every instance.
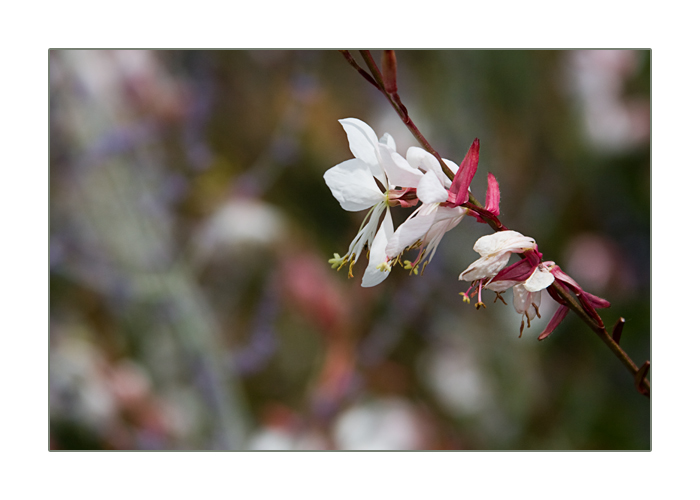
[379,133,396,152]
[513,285,541,320]
[385,210,436,258]
[459,252,512,282]
[431,206,466,233]
[512,284,530,315]
[324,159,385,212]
[473,230,536,257]
[377,144,423,188]
[523,267,555,292]
[443,158,460,177]
[339,118,381,177]
[485,279,519,293]
[362,210,394,287]
[417,170,449,204]
[406,147,452,187]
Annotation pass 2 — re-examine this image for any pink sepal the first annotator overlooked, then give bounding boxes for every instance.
[550,265,608,327]
[538,304,569,340]
[525,247,543,266]
[550,265,582,293]
[388,187,420,208]
[581,290,611,309]
[446,138,479,207]
[491,258,536,283]
[485,173,500,215]
[475,173,501,223]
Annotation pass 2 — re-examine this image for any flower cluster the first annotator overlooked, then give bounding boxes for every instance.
[324,118,609,338]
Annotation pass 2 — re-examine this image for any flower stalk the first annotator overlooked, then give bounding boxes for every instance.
[340,50,650,398]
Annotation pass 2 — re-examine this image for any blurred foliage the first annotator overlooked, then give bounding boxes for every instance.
[50,50,649,450]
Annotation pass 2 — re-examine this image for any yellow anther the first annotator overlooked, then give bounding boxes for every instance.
[376,261,391,273]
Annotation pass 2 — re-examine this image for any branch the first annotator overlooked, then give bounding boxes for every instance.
[340,49,650,398]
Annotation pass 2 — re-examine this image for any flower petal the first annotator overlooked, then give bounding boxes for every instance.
[417,170,449,204]
[459,252,512,282]
[406,147,452,187]
[513,284,541,320]
[379,132,396,152]
[378,143,423,188]
[473,230,536,257]
[338,118,379,166]
[324,159,385,212]
[362,209,394,287]
[523,266,555,292]
[385,208,437,259]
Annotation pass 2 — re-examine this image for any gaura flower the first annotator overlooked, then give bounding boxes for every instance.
[458,230,538,309]
[384,138,489,274]
[324,118,421,287]
[385,146,467,274]
[459,230,537,282]
[512,262,555,336]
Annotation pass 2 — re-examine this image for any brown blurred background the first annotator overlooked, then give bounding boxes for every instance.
[49,50,650,450]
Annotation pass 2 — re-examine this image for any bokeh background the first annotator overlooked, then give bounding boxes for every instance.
[49,50,650,450]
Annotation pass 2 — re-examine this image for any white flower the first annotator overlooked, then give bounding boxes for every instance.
[385,147,466,273]
[324,118,421,287]
[458,230,537,283]
[513,263,555,335]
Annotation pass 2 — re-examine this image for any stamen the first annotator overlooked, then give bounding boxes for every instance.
[533,303,541,319]
[348,258,356,278]
[519,319,525,338]
[494,292,508,305]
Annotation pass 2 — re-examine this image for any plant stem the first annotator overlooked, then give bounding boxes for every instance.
[341,49,650,398]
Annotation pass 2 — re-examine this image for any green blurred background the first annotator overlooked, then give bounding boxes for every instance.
[49,50,650,450]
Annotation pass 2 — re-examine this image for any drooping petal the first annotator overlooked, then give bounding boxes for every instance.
[538,304,570,340]
[362,209,394,287]
[324,159,385,212]
[385,208,437,259]
[446,138,480,206]
[513,285,541,320]
[459,252,512,282]
[417,170,449,204]
[420,206,467,264]
[377,143,423,188]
